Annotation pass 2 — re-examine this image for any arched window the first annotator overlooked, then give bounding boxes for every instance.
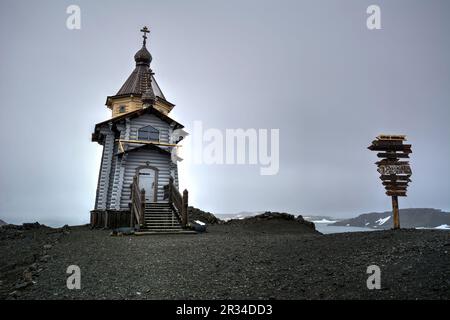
[138,125,160,141]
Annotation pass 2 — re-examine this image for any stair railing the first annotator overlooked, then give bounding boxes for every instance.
[130,175,145,228]
[164,178,188,228]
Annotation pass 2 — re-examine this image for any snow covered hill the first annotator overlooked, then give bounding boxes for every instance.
[332,208,450,230]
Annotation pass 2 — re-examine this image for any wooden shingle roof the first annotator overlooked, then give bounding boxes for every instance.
[117,69,165,100]
[92,106,184,143]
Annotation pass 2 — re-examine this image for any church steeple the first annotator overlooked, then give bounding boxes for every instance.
[134,26,152,67]
[105,26,175,117]
[91,25,187,226]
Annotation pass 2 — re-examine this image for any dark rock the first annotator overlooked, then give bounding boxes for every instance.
[221,211,318,235]
[40,255,51,263]
[226,212,316,230]
[15,282,31,290]
[188,206,222,225]
[22,222,43,230]
[110,227,135,236]
[23,271,33,282]
[189,221,207,232]
[295,215,316,230]
[29,263,38,271]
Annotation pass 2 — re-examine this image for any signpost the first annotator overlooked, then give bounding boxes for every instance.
[368,135,412,229]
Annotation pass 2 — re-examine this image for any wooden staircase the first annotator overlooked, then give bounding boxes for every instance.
[135,203,196,235]
[131,176,195,235]
[143,203,182,232]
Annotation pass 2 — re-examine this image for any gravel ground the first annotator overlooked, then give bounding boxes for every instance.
[1,221,449,300]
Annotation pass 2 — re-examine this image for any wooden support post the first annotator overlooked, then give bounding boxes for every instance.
[90,211,94,228]
[129,207,134,228]
[104,211,108,229]
[182,189,189,228]
[168,178,173,204]
[140,189,146,227]
[392,195,400,229]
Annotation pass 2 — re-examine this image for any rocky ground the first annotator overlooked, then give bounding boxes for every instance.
[0,219,449,300]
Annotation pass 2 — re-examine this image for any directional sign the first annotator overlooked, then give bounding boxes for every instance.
[376,160,409,166]
[379,175,411,182]
[376,152,411,159]
[385,186,408,192]
[368,144,411,152]
[368,134,413,229]
[376,134,406,141]
[382,181,408,186]
[386,191,407,197]
[377,165,412,175]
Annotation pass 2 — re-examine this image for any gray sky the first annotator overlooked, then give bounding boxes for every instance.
[1,0,449,226]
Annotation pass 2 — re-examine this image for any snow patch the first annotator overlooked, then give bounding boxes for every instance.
[435,224,450,230]
[312,219,337,224]
[194,220,206,226]
[375,216,391,226]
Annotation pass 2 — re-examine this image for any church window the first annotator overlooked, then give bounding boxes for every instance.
[119,105,126,113]
[138,125,160,141]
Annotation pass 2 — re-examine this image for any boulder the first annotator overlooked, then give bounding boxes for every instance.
[188,207,222,225]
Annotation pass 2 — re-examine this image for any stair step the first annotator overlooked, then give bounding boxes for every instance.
[140,228,183,232]
[144,213,176,216]
[144,223,181,229]
[145,213,172,215]
[145,212,174,214]
[144,222,180,224]
[144,216,177,219]
[145,211,173,214]
[145,222,181,225]
[144,213,174,215]
[145,206,171,208]
[145,217,176,219]
[135,230,197,236]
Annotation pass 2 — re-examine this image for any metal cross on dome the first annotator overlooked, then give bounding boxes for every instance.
[140,26,150,46]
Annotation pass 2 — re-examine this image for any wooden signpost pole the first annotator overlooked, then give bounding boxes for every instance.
[391,195,400,229]
[368,134,412,230]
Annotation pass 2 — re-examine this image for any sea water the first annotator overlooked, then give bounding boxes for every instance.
[314,223,376,234]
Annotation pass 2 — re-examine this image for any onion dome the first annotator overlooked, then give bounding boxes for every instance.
[134,46,152,66]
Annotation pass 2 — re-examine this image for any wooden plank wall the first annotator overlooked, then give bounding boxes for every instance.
[94,113,179,212]
[90,210,133,229]
[120,149,172,209]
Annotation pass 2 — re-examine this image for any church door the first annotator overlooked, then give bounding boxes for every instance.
[138,168,157,202]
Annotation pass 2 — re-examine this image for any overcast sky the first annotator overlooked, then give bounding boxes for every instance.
[0,0,449,226]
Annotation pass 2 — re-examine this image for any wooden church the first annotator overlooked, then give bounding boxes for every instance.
[91,27,190,233]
